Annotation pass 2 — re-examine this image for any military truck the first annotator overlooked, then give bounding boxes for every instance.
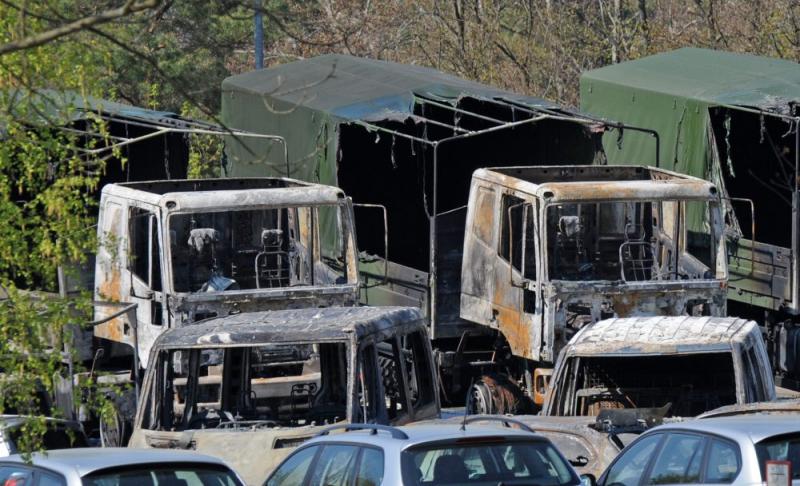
[220,56,770,413]
[580,48,800,389]
[129,306,439,485]
[93,177,360,366]
[458,165,737,412]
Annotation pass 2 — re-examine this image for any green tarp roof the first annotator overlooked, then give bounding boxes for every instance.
[222,53,559,121]
[583,47,800,112]
[5,89,190,127]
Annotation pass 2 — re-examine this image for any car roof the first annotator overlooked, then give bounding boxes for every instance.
[0,415,80,430]
[304,423,551,453]
[0,448,230,477]
[566,316,756,356]
[154,306,423,348]
[647,415,800,444]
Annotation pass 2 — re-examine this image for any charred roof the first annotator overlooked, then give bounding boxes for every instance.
[475,165,717,202]
[102,177,346,210]
[565,316,758,356]
[152,306,424,348]
[116,177,316,195]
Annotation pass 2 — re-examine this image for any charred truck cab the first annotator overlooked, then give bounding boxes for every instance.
[461,165,730,411]
[93,177,360,367]
[129,306,439,485]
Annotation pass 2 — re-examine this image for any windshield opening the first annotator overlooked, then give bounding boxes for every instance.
[168,204,355,292]
[560,354,736,417]
[756,433,800,481]
[143,342,349,431]
[82,463,241,486]
[402,439,578,486]
[545,199,720,282]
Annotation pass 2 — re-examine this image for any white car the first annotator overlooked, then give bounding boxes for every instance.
[0,448,244,485]
[0,416,88,456]
[266,417,582,486]
[594,415,800,486]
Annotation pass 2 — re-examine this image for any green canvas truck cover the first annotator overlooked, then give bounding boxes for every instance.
[221,53,568,182]
[580,47,800,312]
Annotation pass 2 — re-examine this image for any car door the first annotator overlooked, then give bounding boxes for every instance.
[599,433,663,486]
[0,465,66,486]
[643,433,708,485]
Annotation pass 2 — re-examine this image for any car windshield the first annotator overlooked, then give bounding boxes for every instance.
[756,433,800,480]
[402,439,579,486]
[82,463,241,486]
[556,353,736,417]
[168,204,354,292]
[141,343,349,430]
[545,199,721,282]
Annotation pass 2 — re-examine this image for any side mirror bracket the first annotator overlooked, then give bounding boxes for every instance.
[353,203,389,288]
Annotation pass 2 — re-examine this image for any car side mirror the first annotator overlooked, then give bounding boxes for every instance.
[580,474,596,486]
[131,286,154,300]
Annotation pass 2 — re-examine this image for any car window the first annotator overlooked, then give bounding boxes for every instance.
[705,439,740,483]
[755,433,800,482]
[0,466,33,486]
[355,448,384,486]
[37,471,66,486]
[403,439,578,485]
[603,434,662,486]
[266,445,320,486]
[645,433,706,484]
[308,445,360,486]
[83,464,241,486]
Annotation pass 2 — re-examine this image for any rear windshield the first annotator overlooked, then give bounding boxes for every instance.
[402,438,579,486]
[82,463,242,486]
[756,433,800,481]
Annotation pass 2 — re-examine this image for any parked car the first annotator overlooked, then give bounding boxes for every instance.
[592,415,800,486]
[129,306,439,485]
[435,414,641,478]
[697,398,800,418]
[0,416,88,456]
[0,448,244,485]
[265,417,582,486]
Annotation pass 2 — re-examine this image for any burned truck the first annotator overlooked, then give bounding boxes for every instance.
[221,54,658,404]
[459,165,738,411]
[581,47,800,389]
[93,177,360,367]
[129,306,439,485]
[219,55,769,413]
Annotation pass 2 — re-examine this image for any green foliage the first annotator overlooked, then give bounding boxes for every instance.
[182,103,224,179]
[0,2,136,454]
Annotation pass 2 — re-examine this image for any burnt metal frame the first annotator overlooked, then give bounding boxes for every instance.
[710,102,800,315]
[55,113,291,177]
[351,95,662,331]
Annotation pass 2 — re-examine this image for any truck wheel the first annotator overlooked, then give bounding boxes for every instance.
[99,408,127,447]
[467,374,535,415]
[468,380,495,415]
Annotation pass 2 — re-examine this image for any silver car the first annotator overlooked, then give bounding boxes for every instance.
[594,415,800,486]
[0,448,244,485]
[265,417,582,486]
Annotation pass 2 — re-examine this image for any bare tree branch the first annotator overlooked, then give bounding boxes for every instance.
[0,0,160,56]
